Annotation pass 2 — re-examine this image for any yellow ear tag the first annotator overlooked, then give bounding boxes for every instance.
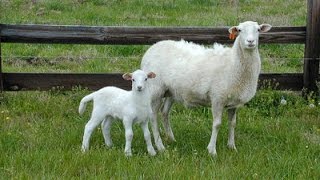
[229,29,237,40]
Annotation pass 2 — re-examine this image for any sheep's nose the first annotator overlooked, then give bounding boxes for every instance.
[247,39,255,44]
[137,86,142,91]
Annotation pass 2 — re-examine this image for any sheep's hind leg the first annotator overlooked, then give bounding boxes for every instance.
[151,99,165,151]
[207,102,224,156]
[101,117,113,148]
[141,121,156,156]
[227,108,237,151]
[161,97,176,141]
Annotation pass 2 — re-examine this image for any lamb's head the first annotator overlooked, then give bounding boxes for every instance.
[229,21,272,50]
[122,69,156,92]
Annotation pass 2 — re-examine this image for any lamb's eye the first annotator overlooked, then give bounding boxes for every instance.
[238,29,241,32]
[132,79,135,82]
[145,78,148,81]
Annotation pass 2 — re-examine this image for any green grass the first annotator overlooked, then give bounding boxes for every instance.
[0,90,319,179]
[1,0,319,179]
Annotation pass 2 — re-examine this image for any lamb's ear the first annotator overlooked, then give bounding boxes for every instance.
[122,73,132,81]
[259,24,272,32]
[147,72,156,79]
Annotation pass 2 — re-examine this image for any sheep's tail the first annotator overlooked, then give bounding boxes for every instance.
[79,93,94,115]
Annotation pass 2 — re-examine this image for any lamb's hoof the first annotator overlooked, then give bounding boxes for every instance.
[156,144,166,152]
[148,149,157,156]
[81,145,88,153]
[168,136,176,142]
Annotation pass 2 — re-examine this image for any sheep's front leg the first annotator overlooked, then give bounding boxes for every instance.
[150,100,165,151]
[161,97,176,141]
[101,117,113,148]
[123,118,134,156]
[227,108,237,151]
[207,102,224,156]
[141,121,156,156]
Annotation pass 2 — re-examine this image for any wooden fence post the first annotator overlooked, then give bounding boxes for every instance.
[303,0,320,96]
[0,36,3,93]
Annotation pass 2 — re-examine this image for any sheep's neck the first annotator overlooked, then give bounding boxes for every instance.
[232,38,261,91]
[233,38,260,76]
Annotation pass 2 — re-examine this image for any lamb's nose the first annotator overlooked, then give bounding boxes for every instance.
[137,86,142,90]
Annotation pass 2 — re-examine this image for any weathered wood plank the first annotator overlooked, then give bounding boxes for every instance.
[0,24,306,45]
[3,73,131,91]
[303,0,320,94]
[259,73,303,90]
[2,73,303,91]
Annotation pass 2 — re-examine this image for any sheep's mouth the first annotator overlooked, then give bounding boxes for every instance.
[245,44,256,49]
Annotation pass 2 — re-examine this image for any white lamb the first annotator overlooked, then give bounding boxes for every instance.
[141,21,272,156]
[79,69,157,156]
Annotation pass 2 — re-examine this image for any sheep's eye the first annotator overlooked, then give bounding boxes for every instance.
[238,29,242,32]
[132,79,135,82]
[258,28,261,32]
[145,78,148,81]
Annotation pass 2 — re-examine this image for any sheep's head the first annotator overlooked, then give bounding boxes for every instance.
[229,21,272,50]
[122,70,156,92]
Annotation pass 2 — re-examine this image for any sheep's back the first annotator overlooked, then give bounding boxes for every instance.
[141,40,236,106]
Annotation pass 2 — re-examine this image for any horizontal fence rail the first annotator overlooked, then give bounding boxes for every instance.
[2,73,130,91]
[0,24,313,91]
[2,73,303,91]
[0,24,306,45]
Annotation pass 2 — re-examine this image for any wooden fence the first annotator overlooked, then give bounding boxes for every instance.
[0,0,319,92]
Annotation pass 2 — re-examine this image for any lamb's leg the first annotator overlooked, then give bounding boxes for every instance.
[101,117,113,148]
[161,97,176,141]
[123,118,134,156]
[227,108,237,151]
[207,102,224,156]
[141,121,156,156]
[82,109,105,152]
[151,100,165,151]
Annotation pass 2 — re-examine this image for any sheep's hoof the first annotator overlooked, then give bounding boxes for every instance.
[125,151,133,157]
[207,146,217,156]
[105,143,113,148]
[227,144,237,152]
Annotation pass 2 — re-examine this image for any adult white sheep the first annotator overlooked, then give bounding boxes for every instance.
[79,69,157,156]
[141,21,272,156]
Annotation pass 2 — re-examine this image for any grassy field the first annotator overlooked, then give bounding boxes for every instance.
[1,0,319,179]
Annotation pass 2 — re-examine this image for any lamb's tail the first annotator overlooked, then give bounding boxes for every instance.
[79,93,94,115]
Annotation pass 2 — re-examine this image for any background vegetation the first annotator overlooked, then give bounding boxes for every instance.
[0,0,319,179]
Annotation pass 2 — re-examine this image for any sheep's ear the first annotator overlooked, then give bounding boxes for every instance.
[147,72,156,79]
[228,26,239,34]
[122,73,132,81]
[228,26,239,40]
[259,24,272,32]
